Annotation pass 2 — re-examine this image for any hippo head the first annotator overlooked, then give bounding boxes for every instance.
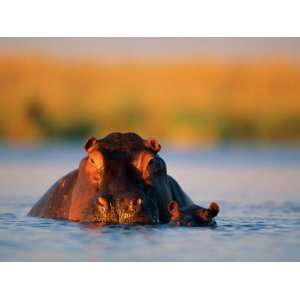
[168,201,220,227]
[80,132,162,224]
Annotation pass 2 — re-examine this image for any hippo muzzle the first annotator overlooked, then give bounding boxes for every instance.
[83,192,159,225]
[116,195,159,225]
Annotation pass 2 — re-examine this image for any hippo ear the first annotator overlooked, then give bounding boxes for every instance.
[168,201,178,212]
[209,202,220,217]
[85,137,98,153]
[145,138,161,153]
[168,201,181,221]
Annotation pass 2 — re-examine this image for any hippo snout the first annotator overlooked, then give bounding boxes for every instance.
[116,196,158,225]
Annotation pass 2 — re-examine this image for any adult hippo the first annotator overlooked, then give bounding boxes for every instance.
[28,132,219,226]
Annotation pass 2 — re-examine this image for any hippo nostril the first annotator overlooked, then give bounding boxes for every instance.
[98,197,108,207]
[129,198,142,212]
[132,198,142,206]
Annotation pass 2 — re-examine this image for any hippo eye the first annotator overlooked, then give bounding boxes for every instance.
[148,158,165,174]
[148,158,155,166]
[90,158,95,164]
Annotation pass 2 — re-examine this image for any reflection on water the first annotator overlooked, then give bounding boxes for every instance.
[0,143,300,261]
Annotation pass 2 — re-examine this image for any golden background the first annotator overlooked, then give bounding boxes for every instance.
[1,38,300,144]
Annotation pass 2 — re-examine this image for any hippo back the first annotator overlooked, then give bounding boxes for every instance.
[28,170,78,219]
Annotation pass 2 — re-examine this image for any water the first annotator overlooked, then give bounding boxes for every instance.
[0,142,300,261]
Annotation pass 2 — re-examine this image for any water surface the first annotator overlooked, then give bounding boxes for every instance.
[0,143,300,261]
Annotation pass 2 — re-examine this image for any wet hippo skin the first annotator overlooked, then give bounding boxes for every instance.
[28,132,219,226]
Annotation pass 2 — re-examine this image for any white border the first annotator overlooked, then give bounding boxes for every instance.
[1,263,299,300]
[1,1,299,299]
[0,0,300,36]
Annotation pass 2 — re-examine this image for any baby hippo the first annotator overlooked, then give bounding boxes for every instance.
[168,201,220,227]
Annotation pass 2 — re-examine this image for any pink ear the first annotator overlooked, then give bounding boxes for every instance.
[168,201,180,220]
[147,139,161,153]
[209,202,220,217]
[84,137,97,153]
[168,201,176,212]
[168,201,179,213]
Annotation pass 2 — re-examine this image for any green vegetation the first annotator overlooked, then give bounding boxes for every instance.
[25,99,95,140]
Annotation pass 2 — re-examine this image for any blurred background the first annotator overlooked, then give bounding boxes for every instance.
[1,37,300,145]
